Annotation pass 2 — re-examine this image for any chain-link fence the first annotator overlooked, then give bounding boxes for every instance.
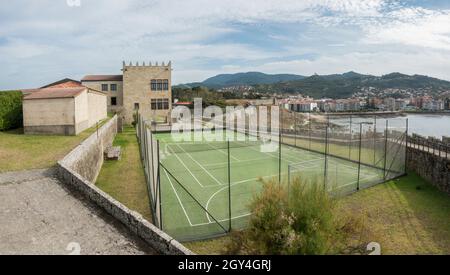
[137,110,408,241]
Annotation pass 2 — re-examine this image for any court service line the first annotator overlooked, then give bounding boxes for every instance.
[175,144,224,186]
[233,141,295,164]
[281,147,325,163]
[162,168,196,226]
[168,146,205,188]
[202,156,274,168]
[203,171,287,224]
[190,212,252,227]
[206,143,240,162]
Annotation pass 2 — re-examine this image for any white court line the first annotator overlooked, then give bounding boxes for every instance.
[190,213,252,227]
[234,141,296,164]
[206,143,240,162]
[176,144,224,186]
[202,172,285,225]
[202,156,273,168]
[290,158,326,167]
[333,174,381,190]
[279,147,312,163]
[167,145,205,188]
[162,168,197,226]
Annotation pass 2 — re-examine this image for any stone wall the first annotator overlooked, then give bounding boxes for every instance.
[60,116,117,183]
[57,115,193,255]
[57,164,193,255]
[407,146,450,195]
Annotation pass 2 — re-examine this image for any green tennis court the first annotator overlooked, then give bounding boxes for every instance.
[154,129,385,241]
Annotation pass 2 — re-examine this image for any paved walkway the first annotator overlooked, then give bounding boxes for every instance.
[0,168,156,255]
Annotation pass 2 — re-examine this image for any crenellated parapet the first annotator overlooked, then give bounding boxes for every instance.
[122,61,171,68]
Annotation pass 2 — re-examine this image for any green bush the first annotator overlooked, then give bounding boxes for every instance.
[0,91,23,131]
[225,178,343,255]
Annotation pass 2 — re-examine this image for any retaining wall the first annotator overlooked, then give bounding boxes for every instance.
[57,115,193,255]
[59,116,117,183]
[407,147,450,195]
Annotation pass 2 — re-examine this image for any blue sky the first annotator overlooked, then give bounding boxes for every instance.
[0,0,449,89]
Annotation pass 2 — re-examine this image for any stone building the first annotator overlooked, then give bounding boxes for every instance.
[82,61,172,124]
[81,75,124,114]
[22,87,107,135]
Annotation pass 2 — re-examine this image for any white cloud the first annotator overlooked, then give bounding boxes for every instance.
[0,39,56,59]
[363,8,450,51]
[0,0,449,89]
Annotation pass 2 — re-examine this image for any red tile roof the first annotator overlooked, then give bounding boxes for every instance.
[23,87,88,100]
[41,78,82,88]
[81,75,123,82]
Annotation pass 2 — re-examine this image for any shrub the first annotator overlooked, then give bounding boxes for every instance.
[225,177,343,255]
[0,91,23,131]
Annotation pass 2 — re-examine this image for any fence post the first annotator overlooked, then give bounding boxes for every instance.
[324,119,329,188]
[279,129,282,185]
[373,115,377,165]
[227,141,232,232]
[309,112,312,150]
[357,123,363,191]
[294,112,298,147]
[405,118,409,173]
[383,120,389,180]
[349,114,353,159]
[157,140,163,230]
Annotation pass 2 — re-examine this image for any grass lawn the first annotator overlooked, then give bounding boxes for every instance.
[184,172,450,255]
[0,119,109,173]
[338,172,450,255]
[96,126,152,221]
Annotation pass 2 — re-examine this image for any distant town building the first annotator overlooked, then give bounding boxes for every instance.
[287,100,317,112]
[423,99,445,111]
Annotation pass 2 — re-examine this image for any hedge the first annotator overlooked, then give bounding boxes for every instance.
[0,91,23,131]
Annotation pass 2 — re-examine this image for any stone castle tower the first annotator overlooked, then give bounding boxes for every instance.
[122,61,172,124]
[82,61,172,124]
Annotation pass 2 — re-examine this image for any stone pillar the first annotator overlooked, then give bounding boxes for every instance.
[117,116,124,133]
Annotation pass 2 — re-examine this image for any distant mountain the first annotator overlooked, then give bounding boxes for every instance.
[254,72,450,99]
[177,72,306,89]
[175,71,450,99]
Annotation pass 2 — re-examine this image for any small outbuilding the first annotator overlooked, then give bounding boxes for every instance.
[22,87,107,135]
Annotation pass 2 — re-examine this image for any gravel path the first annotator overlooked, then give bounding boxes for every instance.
[0,168,157,255]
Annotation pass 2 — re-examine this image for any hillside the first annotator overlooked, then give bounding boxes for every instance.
[177,72,305,89]
[176,71,450,99]
[258,72,450,98]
